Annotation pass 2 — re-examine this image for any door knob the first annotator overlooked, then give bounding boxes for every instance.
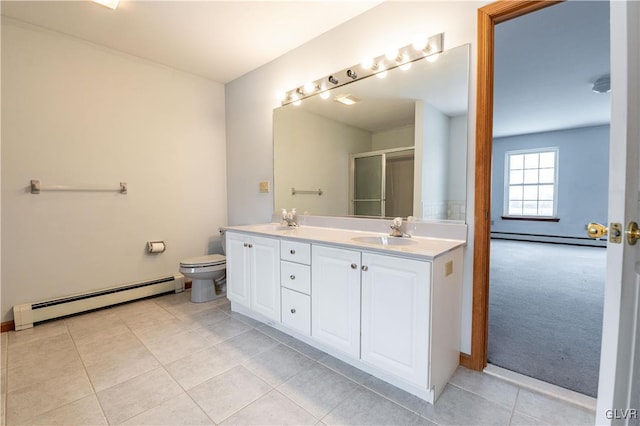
[588,222,623,243]
[627,222,640,245]
[587,222,608,239]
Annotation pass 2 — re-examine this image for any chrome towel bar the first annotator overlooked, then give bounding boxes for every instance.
[291,187,323,196]
[30,179,127,194]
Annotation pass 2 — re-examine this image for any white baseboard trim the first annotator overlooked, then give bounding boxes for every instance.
[484,364,597,412]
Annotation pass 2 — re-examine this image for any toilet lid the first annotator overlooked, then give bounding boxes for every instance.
[180,254,226,268]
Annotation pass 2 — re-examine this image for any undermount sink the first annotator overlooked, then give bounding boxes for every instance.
[351,236,417,246]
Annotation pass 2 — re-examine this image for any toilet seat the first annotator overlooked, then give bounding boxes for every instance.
[180,254,226,268]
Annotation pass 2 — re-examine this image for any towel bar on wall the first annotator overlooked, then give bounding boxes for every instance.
[30,179,127,194]
[291,188,323,196]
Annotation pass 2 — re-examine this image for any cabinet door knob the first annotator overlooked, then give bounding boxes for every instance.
[289,274,296,280]
[243,243,248,247]
[290,308,296,314]
[290,249,296,255]
[362,265,369,271]
[248,244,253,248]
[351,263,357,269]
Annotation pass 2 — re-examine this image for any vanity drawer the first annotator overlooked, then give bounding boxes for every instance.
[281,240,311,265]
[281,288,311,336]
[281,261,311,294]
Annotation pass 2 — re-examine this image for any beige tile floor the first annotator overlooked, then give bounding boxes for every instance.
[0,291,596,425]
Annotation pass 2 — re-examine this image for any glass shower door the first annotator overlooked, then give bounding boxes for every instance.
[353,154,384,217]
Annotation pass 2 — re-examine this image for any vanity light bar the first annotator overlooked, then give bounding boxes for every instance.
[281,32,444,106]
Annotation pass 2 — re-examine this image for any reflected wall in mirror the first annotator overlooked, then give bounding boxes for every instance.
[274,43,470,222]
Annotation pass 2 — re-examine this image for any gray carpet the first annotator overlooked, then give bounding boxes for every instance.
[488,239,605,397]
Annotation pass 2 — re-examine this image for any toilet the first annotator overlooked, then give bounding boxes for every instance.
[179,229,227,303]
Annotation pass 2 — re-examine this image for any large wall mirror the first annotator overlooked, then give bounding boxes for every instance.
[274,43,470,222]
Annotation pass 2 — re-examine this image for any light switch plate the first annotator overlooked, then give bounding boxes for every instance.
[259,181,270,193]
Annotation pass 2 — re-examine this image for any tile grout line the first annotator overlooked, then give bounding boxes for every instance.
[111,297,227,425]
[446,381,518,412]
[148,296,229,426]
[507,388,520,425]
[19,320,108,425]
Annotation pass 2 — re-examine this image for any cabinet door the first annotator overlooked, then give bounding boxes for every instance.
[250,235,281,322]
[226,232,251,307]
[361,252,431,387]
[311,245,361,357]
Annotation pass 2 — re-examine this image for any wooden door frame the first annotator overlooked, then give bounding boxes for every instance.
[468,0,564,371]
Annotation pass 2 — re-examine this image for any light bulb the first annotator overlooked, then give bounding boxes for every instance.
[303,82,316,94]
[276,91,286,101]
[426,53,440,63]
[412,35,428,51]
[376,64,388,79]
[320,90,330,99]
[385,47,399,61]
[361,57,375,70]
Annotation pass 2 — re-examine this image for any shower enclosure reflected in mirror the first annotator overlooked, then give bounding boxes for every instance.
[351,147,415,217]
[273,43,470,222]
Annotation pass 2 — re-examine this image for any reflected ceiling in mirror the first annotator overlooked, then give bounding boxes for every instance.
[274,43,470,222]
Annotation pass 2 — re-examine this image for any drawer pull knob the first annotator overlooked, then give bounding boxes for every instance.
[351,263,357,269]
[290,275,296,280]
[248,244,253,248]
[362,265,369,271]
[290,249,296,255]
[290,308,296,314]
[243,243,248,247]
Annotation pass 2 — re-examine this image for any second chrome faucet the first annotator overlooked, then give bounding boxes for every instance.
[389,217,411,238]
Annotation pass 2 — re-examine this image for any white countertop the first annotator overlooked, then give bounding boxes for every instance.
[223,223,465,260]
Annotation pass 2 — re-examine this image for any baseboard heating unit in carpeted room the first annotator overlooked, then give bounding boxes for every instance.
[488,239,605,398]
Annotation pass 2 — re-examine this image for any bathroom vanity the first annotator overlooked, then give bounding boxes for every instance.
[223,222,465,404]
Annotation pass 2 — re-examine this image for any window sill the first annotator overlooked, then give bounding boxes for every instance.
[501,216,560,222]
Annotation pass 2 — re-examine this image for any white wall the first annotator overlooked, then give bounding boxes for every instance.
[448,115,468,202]
[274,107,371,216]
[421,102,449,219]
[1,19,227,323]
[226,1,485,353]
[371,125,414,151]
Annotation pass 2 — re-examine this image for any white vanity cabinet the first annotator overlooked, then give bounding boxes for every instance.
[224,224,464,403]
[226,231,281,322]
[360,252,430,388]
[311,244,362,358]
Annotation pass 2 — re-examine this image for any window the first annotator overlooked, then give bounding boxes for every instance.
[504,148,558,218]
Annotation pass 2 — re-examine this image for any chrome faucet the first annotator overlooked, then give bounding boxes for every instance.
[389,217,411,238]
[280,208,299,227]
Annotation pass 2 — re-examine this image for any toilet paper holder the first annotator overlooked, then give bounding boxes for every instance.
[147,241,166,254]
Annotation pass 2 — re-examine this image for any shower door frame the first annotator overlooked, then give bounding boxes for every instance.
[349,146,415,218]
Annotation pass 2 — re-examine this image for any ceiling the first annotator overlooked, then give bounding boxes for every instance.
[0,0,381,83]
[1,0,611,138]
[494,0,610,138]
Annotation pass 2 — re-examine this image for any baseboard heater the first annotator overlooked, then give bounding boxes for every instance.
[490,232,607,247]
[13,274,185,331]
